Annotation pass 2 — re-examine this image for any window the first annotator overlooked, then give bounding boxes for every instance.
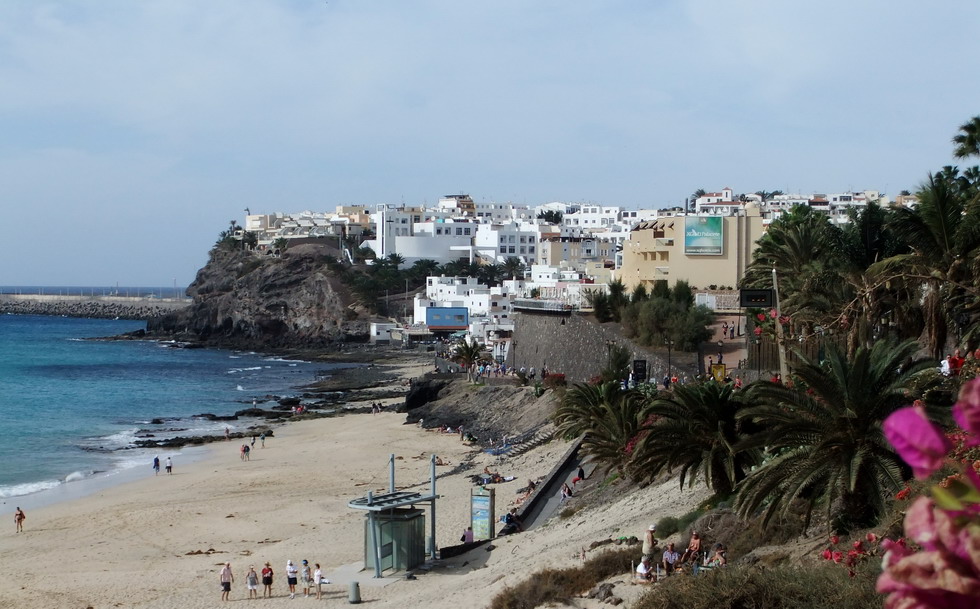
[456,228,463,235]
[436,228,443,235]
[519,236,526,243]
[464,228,471,235]
[499,236,506,244]
[529,236,536,243]
[519,246,526,254]
[508,246,515,254]
[508,235,515,243]
[499,246,507,253]
[529,246,535,253]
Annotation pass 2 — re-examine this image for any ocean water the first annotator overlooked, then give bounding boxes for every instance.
[0,314,346,502]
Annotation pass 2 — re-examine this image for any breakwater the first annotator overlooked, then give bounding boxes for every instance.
[0,294,190,320]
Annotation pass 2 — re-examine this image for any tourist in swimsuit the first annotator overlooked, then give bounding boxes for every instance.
[14,507,25,533]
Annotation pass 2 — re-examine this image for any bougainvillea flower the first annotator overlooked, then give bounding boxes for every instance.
[830,535,839,545]
[883,407,952,479]
[867,533,879,543]
[822,549,832,560]
[756,313,766,322]
[952,379,980,446]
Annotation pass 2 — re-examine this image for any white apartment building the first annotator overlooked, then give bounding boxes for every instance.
[414,275,515,328]
[473,221,541,264]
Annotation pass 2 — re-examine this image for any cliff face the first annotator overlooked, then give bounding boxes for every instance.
[148,243,370,348]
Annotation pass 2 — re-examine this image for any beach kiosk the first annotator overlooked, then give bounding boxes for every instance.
[348,454,439,578]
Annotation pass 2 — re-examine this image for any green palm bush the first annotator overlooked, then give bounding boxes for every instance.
[734,339,934,532]
[629,381,761,496]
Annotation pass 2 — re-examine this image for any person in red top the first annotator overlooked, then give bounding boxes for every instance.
[950,349,966,376]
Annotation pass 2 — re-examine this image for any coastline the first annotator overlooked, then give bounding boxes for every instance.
[0,351,711,609]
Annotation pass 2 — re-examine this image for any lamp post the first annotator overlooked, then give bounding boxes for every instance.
[717,340,724,367]
[664,336,673,378]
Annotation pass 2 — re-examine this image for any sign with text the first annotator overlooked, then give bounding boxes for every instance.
[470,487,495,540]
[684,216,724,255]
[632,359,647,382]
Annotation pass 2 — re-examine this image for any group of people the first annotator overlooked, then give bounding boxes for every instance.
[370,401,388,414]
[151,456,173,475]
[941,348,968,376]
[635,527,727,583]
[220,559,328,601]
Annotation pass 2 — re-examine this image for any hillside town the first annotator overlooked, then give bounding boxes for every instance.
[238,188,906,361]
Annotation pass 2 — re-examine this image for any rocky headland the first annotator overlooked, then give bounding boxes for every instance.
[146,242,372,349]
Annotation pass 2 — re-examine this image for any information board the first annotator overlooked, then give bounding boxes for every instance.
[470,487,495,540]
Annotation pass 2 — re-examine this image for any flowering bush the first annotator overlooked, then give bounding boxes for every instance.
[820,533,882,578]
[877,378,980,608]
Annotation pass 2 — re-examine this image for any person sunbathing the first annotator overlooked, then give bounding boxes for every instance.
[681,530,702,564]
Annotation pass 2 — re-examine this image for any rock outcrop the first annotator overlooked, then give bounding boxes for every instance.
[147,243,370,348]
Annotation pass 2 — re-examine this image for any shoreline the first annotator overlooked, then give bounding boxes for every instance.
[0,348,714,609]
[2,345,427,513]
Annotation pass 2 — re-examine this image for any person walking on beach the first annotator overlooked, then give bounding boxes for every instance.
[260,433,266,448]
[14,507,25,533]
[261,562,274,597]
[245,565,259,599]
[313,563,324,600]
[300,559,312,597]
[285,559,298,598]
[152,456,160,476]
[165,456,173,474]
[220,562,234,601]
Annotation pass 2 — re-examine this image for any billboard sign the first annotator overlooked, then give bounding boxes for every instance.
[426,306,469,330]
[684,216,724,255]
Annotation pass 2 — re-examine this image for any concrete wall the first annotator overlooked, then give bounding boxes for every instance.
[510,311,697,384]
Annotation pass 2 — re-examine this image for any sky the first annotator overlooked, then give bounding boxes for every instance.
[1,1,979,288]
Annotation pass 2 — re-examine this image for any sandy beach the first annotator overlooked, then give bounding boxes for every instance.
[0,359,706,609]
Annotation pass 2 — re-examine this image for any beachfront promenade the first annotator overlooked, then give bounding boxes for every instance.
[0,293,190,320]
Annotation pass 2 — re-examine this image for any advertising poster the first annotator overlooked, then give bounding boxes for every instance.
[684,216,724,255]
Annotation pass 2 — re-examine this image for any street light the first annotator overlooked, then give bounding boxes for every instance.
[664,336,674,378]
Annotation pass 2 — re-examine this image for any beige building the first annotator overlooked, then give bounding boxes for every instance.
[620,204,766,291]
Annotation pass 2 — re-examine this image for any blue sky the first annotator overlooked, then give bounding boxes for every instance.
[2,1,978,287]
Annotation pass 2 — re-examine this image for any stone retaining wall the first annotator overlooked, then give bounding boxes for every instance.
[511,311,697,384]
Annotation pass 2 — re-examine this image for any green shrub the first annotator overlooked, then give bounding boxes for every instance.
[656,516,679,538]
[489,547,635,609]
[632,562,882,609]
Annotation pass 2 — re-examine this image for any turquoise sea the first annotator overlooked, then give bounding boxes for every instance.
[0,313,344,505]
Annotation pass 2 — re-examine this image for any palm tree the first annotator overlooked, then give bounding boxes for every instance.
[733,339,934,532]
[451,339,486,382]
[629,382,761,496]
[502,257,526,280]
[879,172,980,356]
[385,253,405,270]
[554,382,650,474]
[953,115,980,159]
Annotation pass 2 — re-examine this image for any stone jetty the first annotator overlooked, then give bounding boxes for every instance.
[0,294,190,320]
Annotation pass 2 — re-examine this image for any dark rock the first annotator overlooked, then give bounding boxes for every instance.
[588,583,615,601]
[278,397,301,406]
[399,379,449,413]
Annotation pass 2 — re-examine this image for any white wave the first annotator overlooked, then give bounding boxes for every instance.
[227,366,263,374]
[64,471,88,482]
[236,385,244,391]
[0,479,62,498]
[85,427,140,450]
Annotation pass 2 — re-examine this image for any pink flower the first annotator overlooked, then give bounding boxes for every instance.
[830,535,840,545]
[952,379,980,446]
[853,540,865,551]
[822,549,832,560]
[867,533,879,543]
[831,551,843,563]
[769,308,777,318]
[883,407,952,479]
[756,313,766,322]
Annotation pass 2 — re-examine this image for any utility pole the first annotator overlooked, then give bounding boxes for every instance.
[772,268,789,381]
